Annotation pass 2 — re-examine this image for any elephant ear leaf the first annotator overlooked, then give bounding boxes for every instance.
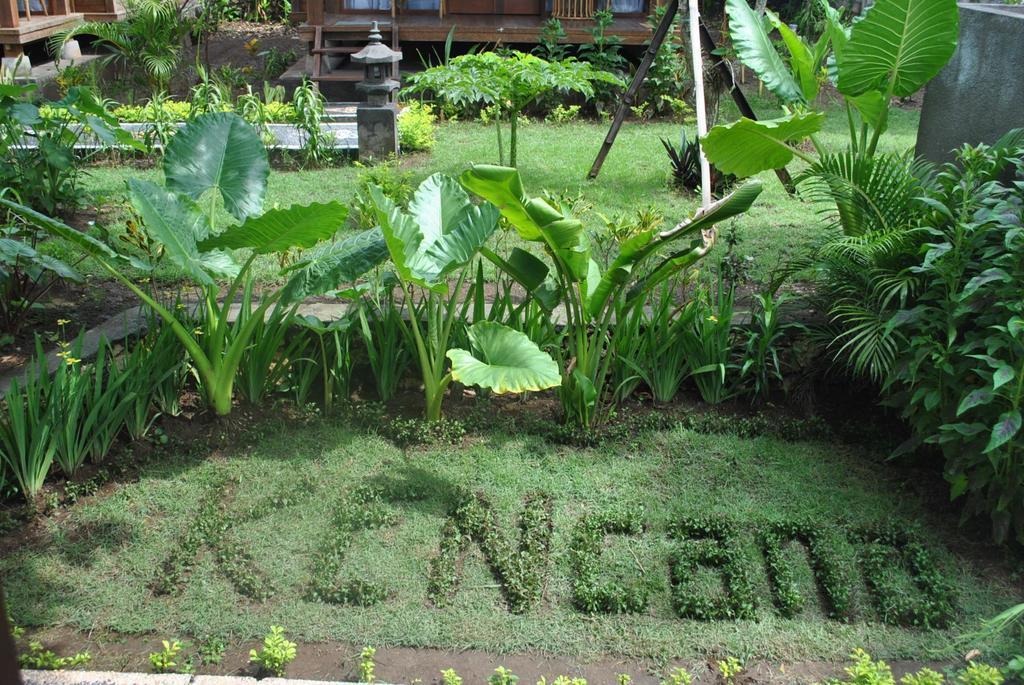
[279,228,389,304]
[163,111,269,222]
[197,202,349,254]
[837,0,959,98]
[727,0,805,104]
[765,9,819,102]
[460,165,583,250]
[372,173,500,291]
[127,178,219,286]
[447,321,561,395]
[701,111,825,177]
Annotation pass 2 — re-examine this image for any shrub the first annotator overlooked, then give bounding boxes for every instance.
[1,84,140,216]
[404,51,622,166]
[957,663,1004,685]
[809,135,1024,544]
[545,104,580,124]
[148,639,182,673]
[249,626,297,677]
[398,101,437,152]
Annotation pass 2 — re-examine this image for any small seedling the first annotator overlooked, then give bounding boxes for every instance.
[661,668,694,685]
[717,658,744,685]
[901,668,945,685]
[442,668,464,685]
[18,641,91,670]
[491,666,520,685]
[618,675,633,685]
[359,646,376,683]
[249,625,297,677]
[199,635,226,666]
[149,639,182,673]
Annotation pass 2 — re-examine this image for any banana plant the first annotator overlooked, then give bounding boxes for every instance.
[701,0,959,177]
[367,173,560,420]
[461,165,762,428]
[0,112,388,416]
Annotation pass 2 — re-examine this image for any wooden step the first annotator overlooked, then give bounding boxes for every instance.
[314,70,365,82]
[311,46,362,55]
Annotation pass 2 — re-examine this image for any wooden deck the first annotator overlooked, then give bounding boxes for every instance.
[0,12,83,54]
[297,12,653,45]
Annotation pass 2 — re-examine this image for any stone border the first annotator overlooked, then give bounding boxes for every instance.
[22,671,397,685]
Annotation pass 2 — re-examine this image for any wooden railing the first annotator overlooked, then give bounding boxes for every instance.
[551,0,595,18]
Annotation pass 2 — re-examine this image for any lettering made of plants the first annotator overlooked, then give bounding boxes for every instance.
[150,478,956,628]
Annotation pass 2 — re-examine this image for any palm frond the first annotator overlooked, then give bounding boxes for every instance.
[797,151,927,237]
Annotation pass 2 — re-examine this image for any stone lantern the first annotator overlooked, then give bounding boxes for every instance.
[352,22,402,161]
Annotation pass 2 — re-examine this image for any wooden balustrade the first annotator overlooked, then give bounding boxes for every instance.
[551,0,594,19]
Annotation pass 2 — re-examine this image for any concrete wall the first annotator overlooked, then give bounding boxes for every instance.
[916,4,1024,164]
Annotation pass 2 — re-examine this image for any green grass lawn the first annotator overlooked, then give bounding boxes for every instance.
[69,95,921,286]
[4,411,1019,663]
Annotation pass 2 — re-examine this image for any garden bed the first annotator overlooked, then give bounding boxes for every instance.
[2,401,1020,681]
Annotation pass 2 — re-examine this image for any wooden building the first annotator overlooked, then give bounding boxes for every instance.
[0,0,121,62]
[290,0,655,85]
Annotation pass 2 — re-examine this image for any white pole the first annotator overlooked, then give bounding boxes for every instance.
[687,0,712,209]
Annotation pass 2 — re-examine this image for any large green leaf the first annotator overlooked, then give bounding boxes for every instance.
[765,10,819,102]
[128,179,218,285]
[837,0,958,98]
[460,165,583,250]
[369,173,500,291]
[197,202,349,254]
[447,321,561,394]
[727,0,804,104]
[279,228,389,304]
[163,112,269,221]
[701,111,826,177]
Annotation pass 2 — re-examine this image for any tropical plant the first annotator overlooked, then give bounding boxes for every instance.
[233,283,302,405]
[366,173,561,420]
[619,279,696,405]
[50,0,192,100]
[0,209,80,340]
[249,626,296,677]
[881,141,1024,544]
[576,10,629,110]
[642,4,691,116]
[288,314,356,411]
[680,275,737,405]
[1,84,142,216]
[357,281,411,403]
[0,351,55,503]
[49,338,135,475]
[701,0,959,217]
[292,78,335,166]
[739,291,804,403]
[404,51,622,167]
[461,166,762,427]
[805,136,1024,544]
[0,113,389,417]
[532,18,571,62]
[662,132,734,196]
